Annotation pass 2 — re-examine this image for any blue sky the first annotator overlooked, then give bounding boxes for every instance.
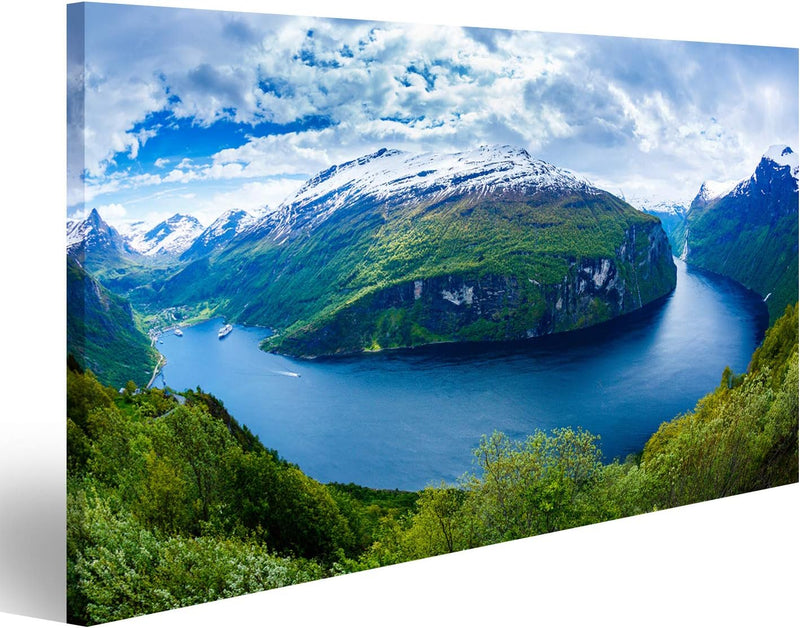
[67,2,799,227]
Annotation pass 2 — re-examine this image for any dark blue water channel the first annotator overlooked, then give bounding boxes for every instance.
[155,259,768,490]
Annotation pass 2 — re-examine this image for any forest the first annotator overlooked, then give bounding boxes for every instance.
[67,303,798,625]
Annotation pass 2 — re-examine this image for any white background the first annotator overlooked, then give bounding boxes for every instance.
[1,1,798,626]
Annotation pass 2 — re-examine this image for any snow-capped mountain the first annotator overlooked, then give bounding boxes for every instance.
[253,145,596,241]
[681,144,798,320]
[690,180,738,211]
[156,143,676,357]
[691,145,798,213]
[762,144,799,178]
[730,144,798,197]
[627,196,689,218]
[180,209,260,260]
[122,213,205,257]
[67,208,135,264]
[690,146,797,212]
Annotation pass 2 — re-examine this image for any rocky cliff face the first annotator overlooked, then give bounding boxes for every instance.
[269,220,675,357]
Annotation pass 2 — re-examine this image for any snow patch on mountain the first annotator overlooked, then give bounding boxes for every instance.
[124,214,205,257]
[258,145,598,239]
[66,219,86,249]
[115,220,149,243]
[203,209,258,241]
[696,180,737,205]
[762,145,798,178]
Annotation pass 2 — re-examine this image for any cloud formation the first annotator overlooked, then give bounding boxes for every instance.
[68,4,799,223]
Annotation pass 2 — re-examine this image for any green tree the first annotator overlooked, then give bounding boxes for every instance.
[641,304,799,508]
[399,484,467,558]
[461,428,603,543]
[147,404,237,531]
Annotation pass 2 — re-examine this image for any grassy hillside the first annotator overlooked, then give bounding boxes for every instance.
[156,188,675,356]
[683,162,798,323]
[67,256,159,388]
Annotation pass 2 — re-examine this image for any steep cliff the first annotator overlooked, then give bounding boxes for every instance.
[153,146,677,356]
[67,255,159,388]
[265,219,674,356]
[681,145,798,322]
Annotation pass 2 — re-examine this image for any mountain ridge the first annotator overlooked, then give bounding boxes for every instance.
[245,145,595,245]
[678,144,798,321]
[150,145,677,356]
[122,213,205,258]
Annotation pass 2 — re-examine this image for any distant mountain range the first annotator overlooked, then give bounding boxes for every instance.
[633,199,690,254]
[67,209,263,264]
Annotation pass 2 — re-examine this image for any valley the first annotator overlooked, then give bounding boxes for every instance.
[154,258,767,489]
[66,142,796,488]
[69,145,683,384]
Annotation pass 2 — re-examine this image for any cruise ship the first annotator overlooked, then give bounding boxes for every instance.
[174,328,183,336]
[218,324,233,339]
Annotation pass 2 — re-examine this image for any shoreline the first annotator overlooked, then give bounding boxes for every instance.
[147,353,166,388]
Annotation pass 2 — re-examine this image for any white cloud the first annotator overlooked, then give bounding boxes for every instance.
[192,179,303,224]
[96,203,128,222]
[80,63,168,177]
[73,6,797,214]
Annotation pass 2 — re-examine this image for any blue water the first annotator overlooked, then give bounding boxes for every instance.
[156,259,767,490]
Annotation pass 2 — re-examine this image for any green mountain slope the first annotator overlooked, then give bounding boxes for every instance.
[67,255,159,388]
[683,146,798,322]
[155,147,677,356]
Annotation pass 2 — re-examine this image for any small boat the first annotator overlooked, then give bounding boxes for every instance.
[218,324,233,339]
[174,328,184,337]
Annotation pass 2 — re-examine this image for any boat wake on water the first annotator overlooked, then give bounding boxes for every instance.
[273,370,301,378]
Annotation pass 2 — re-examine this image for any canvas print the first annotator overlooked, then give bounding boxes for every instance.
[66,2,799,624]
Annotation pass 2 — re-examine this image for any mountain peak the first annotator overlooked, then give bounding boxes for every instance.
[85,207,106,226]
[125,214,205,257]
[180,208,259,261]
[688,180,736,211]
[761,144,798,178]
[699,179,736,200]
[66,208,133,264]
[275,145,594,237]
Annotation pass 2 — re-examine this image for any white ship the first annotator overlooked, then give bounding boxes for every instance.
[174,328,184,336]
[218,324,233,339]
